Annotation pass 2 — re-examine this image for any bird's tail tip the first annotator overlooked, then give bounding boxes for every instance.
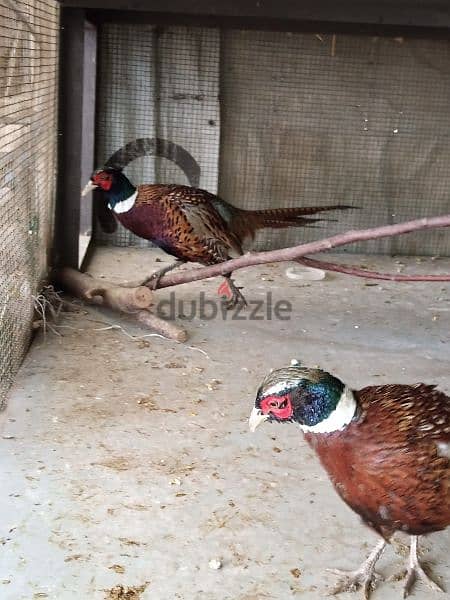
[331,204,360,210]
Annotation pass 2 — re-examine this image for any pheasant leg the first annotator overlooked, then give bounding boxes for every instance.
[403,536,444,598]
[329,539,386,600]
[141,259,186,290]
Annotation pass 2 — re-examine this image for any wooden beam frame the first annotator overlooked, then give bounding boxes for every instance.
[55,8,97,269]
[56,1,450,30]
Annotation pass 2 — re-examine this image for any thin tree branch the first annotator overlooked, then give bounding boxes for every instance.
[296,257,450,281]
[150,214,450,289]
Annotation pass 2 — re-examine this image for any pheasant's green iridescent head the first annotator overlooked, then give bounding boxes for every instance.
[249,363,357,434]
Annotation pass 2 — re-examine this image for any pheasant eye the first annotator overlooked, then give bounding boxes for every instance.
[269,400,279,408]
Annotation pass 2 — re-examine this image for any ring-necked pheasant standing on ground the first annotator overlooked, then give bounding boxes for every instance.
[82,168,353,308]
[250,362,450,598]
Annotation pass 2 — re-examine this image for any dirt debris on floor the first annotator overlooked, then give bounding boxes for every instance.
[105,583,149,600]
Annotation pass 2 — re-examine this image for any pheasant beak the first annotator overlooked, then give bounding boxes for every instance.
[249,407,268,432]
[81,180,98,197]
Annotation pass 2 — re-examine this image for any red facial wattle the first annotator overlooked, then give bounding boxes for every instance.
[93,174,112,191]
[260,394,293,420]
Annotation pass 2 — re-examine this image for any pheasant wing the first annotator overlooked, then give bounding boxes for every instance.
[172,189,243,261]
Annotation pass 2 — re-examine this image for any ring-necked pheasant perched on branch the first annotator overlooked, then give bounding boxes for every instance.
[250,362,450,599]
[82,168,354,308]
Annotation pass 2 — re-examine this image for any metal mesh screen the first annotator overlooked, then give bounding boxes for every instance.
[96,25,220,246]
[0,0,59,407]
[96,25,450,256]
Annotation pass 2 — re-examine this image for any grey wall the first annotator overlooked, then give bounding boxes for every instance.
[96,26,450,255]
[219,30,450,255]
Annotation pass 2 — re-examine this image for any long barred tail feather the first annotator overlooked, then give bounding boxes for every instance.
[231,204,355,241]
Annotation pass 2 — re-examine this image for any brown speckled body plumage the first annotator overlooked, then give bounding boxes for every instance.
[118,184,243,265]
[251,366,450,597]
[305,383,450,539]
[117,183,350,266]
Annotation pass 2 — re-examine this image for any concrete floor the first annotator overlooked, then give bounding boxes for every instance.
[1,248,449,600]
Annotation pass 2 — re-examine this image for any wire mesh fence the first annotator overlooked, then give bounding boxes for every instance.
[96,24,220,247]
[0,0,59,408]
[96,25,450,256]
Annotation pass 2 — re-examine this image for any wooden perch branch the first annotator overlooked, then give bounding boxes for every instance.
[58,267,154,312]
[56,268,188,342]
[150,214,450,288]
[296,257,450,282]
